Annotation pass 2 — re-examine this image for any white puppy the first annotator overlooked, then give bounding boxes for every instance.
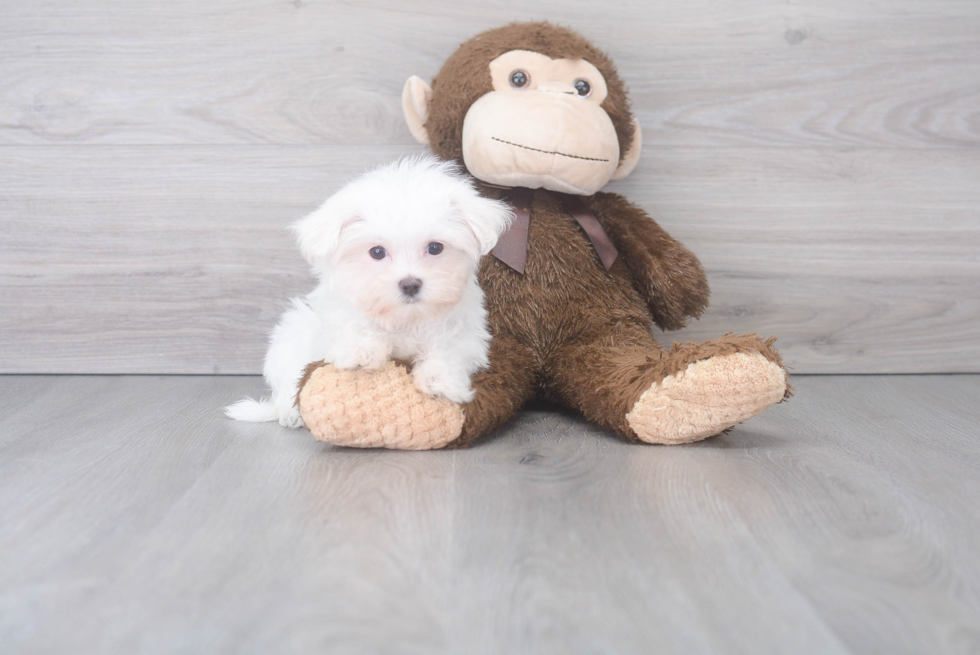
[226,155,513,428]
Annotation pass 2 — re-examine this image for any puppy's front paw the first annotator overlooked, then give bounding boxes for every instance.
[334,340,391,371]
[279,405,305,429]
[412,361,475,404]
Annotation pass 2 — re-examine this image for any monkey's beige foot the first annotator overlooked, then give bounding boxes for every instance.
[298,362,464,450]
[626,352,787,445]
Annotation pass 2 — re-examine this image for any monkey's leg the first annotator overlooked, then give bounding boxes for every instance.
[297,330,536,450]
[298,361,461,450]
[449,330,538,448]
[545,323,789,445]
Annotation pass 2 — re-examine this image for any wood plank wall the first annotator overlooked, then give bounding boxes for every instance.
[1,0,978,374]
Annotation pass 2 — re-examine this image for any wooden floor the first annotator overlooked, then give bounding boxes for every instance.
[1,375,978,653]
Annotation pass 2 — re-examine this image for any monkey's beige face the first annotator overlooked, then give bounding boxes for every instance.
[461,50,620,195]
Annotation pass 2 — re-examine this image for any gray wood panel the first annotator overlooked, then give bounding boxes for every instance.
[1,374,979,653]
[1,0,978,373]
[1,0,977,149]
[2,146,977,373]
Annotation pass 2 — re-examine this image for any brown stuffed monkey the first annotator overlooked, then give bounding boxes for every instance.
[297,22,790,449]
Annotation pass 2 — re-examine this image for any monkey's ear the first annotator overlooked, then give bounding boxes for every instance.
[402,76,432,145]
[610,117,642,181]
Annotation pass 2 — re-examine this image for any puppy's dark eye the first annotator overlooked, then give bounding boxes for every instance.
[369,246,386,260]
[573,79,592,97]
[509,70,530,89]
[427,242,444,256]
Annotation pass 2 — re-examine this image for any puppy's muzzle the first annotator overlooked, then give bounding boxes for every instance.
[399,277,423,300]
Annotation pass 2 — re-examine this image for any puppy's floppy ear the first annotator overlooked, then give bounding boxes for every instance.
[452,192,514,257]
[292,194,360,265]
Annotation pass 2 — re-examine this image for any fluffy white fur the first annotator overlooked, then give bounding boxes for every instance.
[226,155,513,428]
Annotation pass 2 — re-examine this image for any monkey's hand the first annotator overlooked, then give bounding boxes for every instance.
[591,192,711,331]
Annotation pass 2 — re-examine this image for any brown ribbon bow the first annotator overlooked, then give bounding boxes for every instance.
[489,187,619,274]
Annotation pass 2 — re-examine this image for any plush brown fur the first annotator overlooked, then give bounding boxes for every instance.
[426,23,787,446]
[450,189,789,447]
[426,22,635,164]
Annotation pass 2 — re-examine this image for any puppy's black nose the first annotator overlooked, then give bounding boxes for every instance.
[399,277,422,297]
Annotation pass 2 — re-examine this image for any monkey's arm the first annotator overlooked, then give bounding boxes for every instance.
[591,191,710,331]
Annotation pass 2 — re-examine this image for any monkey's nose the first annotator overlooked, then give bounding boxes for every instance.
[537,81,577,95]
[399,277,423,298]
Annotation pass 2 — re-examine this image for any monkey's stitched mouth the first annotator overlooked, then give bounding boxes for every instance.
[491,137,610,163]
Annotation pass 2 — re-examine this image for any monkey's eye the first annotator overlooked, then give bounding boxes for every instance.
[573,79,592,97]
[509,70,530,89]
[427,242,444,256]
[369,246,386,260]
